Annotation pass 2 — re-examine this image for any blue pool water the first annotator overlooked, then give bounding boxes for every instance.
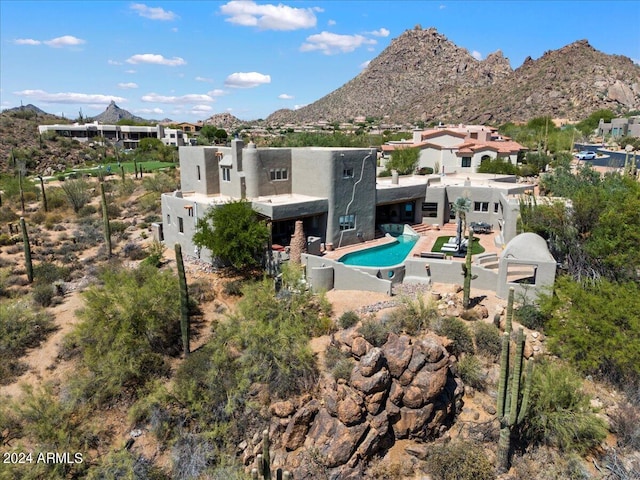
[338,234,419,267]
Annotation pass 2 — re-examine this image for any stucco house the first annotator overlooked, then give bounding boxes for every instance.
[382,124,526,174]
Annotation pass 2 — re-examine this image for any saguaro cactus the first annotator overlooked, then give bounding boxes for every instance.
[251,429,291,480]
[38,175,48,212]
[175,243,190,357]
[496,327,533,472]
[20,217,33,283]
[100,183,112,258]
[461,228,477,308]
[505,286,515,334]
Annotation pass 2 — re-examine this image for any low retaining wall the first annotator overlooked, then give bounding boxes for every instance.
[302,254,392,295]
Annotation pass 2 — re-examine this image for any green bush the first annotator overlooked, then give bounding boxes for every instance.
[474,322,502,359]
[87,449,168,480]
[223,279,244,296]
[32,283,54,307]
[457,354,485,390]
[516,304,547,331]
[33,261,71,284]
[387,296,437,335]
[358,318,390,347]
[332,358,354,381]
[523,359,608,453]
[339,310,360,329]
[425,440,495,480]
[433,317,475,356]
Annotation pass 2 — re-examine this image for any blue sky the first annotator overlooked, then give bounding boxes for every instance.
[1,1,639,122]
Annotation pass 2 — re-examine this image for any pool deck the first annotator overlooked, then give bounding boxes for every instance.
[322,223,502,264]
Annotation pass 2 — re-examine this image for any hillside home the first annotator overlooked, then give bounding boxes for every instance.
[598,116,640,138]
[382,124,526,174]
[37,122,188,149]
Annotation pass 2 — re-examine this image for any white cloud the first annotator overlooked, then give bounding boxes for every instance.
[15,38,41,45]
[294,104,307,110]
[207,89,226,96]
[368,28,390,37]
[136,107,164,115]
[471,50,482,60]
[278,93,294,100]
[360,60,371,69]
[125,69,137,74]
[118,82,138,89]
[224,72,271,88]
[44,35,86,48]
[632,58,640,65]
[126,54,186,66]
[171,27,178,33]
[13,89,125,104]
[300,31,376,55]
[195,76,213,82]
[191,105,213,113]
[327,19,336,26]
[440,4,446,9]
[141,93,216,104]
[220,1,317,30]
[130,3,177,21]
[108,59,123,65]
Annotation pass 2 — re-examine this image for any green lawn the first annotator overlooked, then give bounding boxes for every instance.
[62,161,174,176]
[431,235,485,255]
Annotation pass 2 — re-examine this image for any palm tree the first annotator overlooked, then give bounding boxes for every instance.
[451,196,471,251]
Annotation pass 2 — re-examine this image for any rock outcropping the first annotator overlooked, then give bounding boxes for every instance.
[240,330,464,479]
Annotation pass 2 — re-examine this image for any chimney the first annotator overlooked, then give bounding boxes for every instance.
[391,170,399,185]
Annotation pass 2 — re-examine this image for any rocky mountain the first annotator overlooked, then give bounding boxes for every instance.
[91,100,150,124]
[267,27,640,125]
[204,112,244,131]
[2,104,49,116]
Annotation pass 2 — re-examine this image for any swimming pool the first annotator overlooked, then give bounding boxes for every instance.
[338,234,419,267]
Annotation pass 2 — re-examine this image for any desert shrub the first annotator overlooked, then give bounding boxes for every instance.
[425,440,494,480]
[457,354,485,390]
[33,261,71,284]
[141,240,165,267]
[0,233,18,246]
[358,318,390,347]
[142,172,179,193]
[474,322,502,359]
[78,204,98,217]
[109,220,129,237]
[223,279,244,296]
[609,401,640,451]
[60,178,92,213]
[523,359,608,453]
[128,381,174,442]
[87,449,168,480]
[32,283,55,307]
[188,278,216,304]
[65,264,182,405]
[366,456,415,479]
[106,201,122,218]
[46,187,67,210]
[516,304,547,330]
[511,446,591,480]
[339,310,360,329]
[30,209,46,224]
[387,295,437,335]
[325,344,353,380]
[57,174,66,182]
[332,358,354,381]
[123,242,147,260]
[433,317,475,356]
[0,300,55,384]
[0,205,19,223]
[171,433,216,480]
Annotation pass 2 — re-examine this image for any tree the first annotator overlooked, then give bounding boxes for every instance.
[60,178,91,214]
[193,200,269,271]
[386,147,419,175]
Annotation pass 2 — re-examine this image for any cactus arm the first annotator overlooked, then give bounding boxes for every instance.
[497,332,510,419]
[508,328,525,426]
[506,287,515,334]
[20,217,33,283]
[100,183,112,258]
[175,243,190,357]
[517,358,534,425]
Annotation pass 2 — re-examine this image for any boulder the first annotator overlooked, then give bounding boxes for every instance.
[304,408,369,468]
[411,367,448,404]
[359,347,384,377]
[337,385,365,426]
[351,336,372,358]
[381,333,413,378]
[282,399,320,451]
[270,400,295,418]
[416,337,445,363]
[388,380,404,406]
[392,404,434,439]
[402,385,425,409]
[364,390,386,415]
[398,367,416,386]
[350,366,390,395]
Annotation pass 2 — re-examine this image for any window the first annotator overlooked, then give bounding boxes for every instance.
[339,214,355,231]
[222,167,231,182]
[197,165,201,180]
[461,157,471,168]
[178,217,184,233]
[494,202,499,213]
[269,168,288,181]
[343,168,354,178]
[474,202,489,212]
[166,214,171,225]
[422,202,438,218]
[186,206,194,217]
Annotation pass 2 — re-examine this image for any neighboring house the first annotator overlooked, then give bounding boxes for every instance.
[174,122,202,134]
[382,124,526,174]
[598,116,640,138]
[37,122,188,149]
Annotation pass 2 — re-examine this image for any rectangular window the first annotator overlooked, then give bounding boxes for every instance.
[343,168,354,178]
[462,157,471,168]
[222,167,231,182]
[474,202,489,212]
[339,214,356,231]
[187,206,194,217]
[422,202,438,218]
[178,217,184,233]
[166,214,171,225]
[494,202,499,213]
[197,165,201,180]
[269,168,288,181]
